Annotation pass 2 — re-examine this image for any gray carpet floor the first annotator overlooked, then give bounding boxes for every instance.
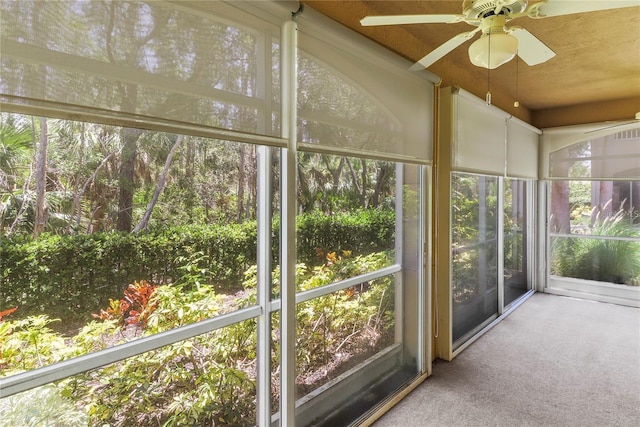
[374,293,640,427]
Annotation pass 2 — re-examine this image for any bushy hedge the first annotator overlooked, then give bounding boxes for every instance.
[0,209,394,322]
[295,209,395,263]
[0,223,257,323]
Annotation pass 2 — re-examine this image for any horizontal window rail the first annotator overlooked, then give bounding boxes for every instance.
[269,264,401,311]
[0,305,262,398]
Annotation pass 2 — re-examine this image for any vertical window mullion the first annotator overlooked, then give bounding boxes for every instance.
[256,145,272,426]
[394,163,404,344]
[541,181,551,293]
[256,26,273,425]
[498,177,505,315]
[279,18,297,427]
[418,165,429,373]
[526,179,535,290]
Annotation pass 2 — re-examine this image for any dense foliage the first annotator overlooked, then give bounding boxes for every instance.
[1,209,394,324]
[0,252,395,426]
[551,209,640,285]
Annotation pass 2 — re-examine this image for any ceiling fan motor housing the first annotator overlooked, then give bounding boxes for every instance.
[462,0,528,19]
[480,14,509,34]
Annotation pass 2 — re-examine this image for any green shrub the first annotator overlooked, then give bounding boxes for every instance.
[0,384,88,427]
[0,209,395,324]
[551,209,640,285]
[295,209,395,265]
[1,250,395,426]
[0,315,70,376]
[294,251,395,383]
[80,289,257,426]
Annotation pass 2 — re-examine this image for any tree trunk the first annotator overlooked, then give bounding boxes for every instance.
[117,126,142,232]
[550,180,571,233]
[346,158,364,206]
[33,117,48,238]
[297,163,312,212]
[236,144,246,222]
[599,181,614,216]
[549,159,571,234]
[185,138,194,180]
[322,155,345,192]
[360,159,368,207]
[371,164,388,208]
[245,145,257,219]
[133,135,184,233]
[68,122,86,233]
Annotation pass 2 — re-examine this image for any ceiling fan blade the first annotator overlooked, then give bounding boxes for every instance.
[360,14,465,26]
[510,28,555,66]
[409,28,481,71]
[528,0,640,18]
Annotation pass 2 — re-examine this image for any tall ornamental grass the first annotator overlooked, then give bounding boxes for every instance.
[552,208,640,285]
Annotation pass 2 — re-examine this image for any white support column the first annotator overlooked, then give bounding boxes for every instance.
[538,181,549,293]
[256,20,275,425]
[418,165,430,374]
[526,180,536,290]
[256,145,272,426]
[279,18,297,427]
[415,165,424,370]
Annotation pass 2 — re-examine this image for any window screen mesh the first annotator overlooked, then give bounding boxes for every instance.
[0,1,279,136]
[448,89,539,179]
[549,127,640,179]
[296,26,433,162]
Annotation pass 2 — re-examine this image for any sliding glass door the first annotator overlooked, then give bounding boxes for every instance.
[504,179,530,307]
[451,173,533,348]
[451,174,499,344]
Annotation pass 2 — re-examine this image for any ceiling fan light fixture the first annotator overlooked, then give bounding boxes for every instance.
[468,32,518,69]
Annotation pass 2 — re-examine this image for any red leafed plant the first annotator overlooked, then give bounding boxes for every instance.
[92,280,157,326]
[0,306,18,321]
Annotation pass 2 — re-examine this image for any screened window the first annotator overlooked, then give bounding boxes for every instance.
[439,87,537,356]
[546,125,640,303]
[292,154,425,424]
[0,111,275,388]
[550,179,640,286]
[290,9,432,423]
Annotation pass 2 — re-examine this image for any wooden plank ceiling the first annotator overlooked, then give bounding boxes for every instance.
[302,0,640,128]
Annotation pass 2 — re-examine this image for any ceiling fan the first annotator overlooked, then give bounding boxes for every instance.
[360,0,640,70]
